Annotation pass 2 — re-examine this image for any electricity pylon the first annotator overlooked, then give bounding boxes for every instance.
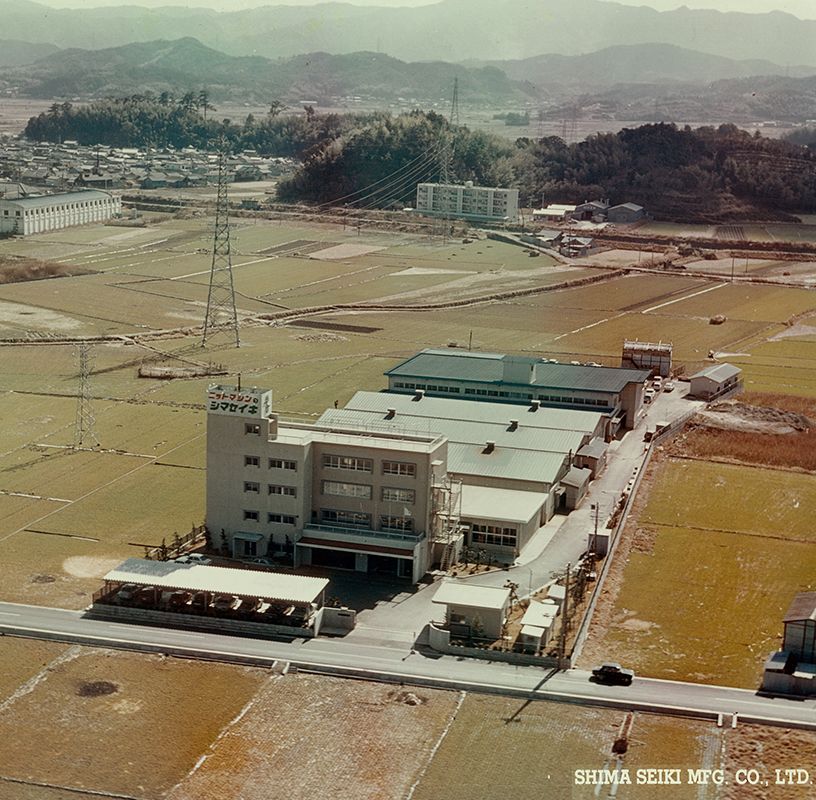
[74,343,99,448]
[202,146,240,348]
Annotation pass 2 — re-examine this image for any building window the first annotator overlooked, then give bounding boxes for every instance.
[382,487,415,504]
[268,485,296,497]
[243,510,259,522]
[245,423,261,435]
[268,513,296,525]
[471,524,517,547]
[244,455,260,467]
[380,515,414,532]
[243,481,260,493]
[268,458,297,471]
[323,454,373,472]
[322,480,372,499]
[321,509,371,528]
[382,461,416,477]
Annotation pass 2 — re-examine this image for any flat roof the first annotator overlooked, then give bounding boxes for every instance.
[561,466,592,488]
[448,442,566,485]
[1,189,115,208]
[432,580,511,610]
[521,601,558,628]
[317,407,588,455]
[385,349,649,394]
[274,421,445,454]
[459,484,545,523]
[345,391,604,434]
[104,558,328,605]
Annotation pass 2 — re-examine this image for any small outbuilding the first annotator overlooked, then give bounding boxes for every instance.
[762,592,816,696]
[689,363,742,401]
[560,466,592,510]
[518,600,558,653]
[432,580,512,640]
[575,437,608,478]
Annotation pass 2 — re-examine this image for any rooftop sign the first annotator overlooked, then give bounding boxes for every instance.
[207,385,272,419]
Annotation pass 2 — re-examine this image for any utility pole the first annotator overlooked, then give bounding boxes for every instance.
[438,78,460,245]
[558,562,571,668]
[74,343,99,448]
[202,145,240,348]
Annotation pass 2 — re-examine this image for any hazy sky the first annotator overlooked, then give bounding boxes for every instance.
[30,0,816,17]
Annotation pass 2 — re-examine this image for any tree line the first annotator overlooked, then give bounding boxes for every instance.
[22,96,816,219]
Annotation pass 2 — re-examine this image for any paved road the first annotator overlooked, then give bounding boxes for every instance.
[2,601,815,730]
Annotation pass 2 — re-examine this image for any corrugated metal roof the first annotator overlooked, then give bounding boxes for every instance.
[345,391,603,434]
[561,466,592,488]
[385,349,649,394]
[432,580,511,610]
[459,484,545,523]
[577,437,607,459]
[317,408,587,455]
[690,363,742,383]
[1,189,115,208]
[784,592,816,623]
[447,442,566,485]
[103,558,328,605]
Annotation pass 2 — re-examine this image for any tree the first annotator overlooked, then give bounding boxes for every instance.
[268,100,286,118]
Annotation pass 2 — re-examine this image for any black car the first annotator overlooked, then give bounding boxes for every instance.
[591,662,635,686]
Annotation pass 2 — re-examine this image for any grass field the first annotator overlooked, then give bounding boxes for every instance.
[583,456,816,687]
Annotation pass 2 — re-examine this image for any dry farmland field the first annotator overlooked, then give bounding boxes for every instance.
[581,452,816,688]
[2,214,816,607]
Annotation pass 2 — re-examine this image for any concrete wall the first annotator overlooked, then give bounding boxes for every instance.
[428,624,560,667]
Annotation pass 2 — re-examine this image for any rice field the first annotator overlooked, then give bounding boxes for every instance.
[584,456,816,687]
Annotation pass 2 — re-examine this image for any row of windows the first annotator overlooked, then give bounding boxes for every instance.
[323,454,372,472]
[322,454,417,478]
[320,509,414,532]
[4,199,114,218]
[243,482,296,496]
[471,523,517,547]
[459,387,610,407]
[321,481,415,503]
[244,455,297,470]
[242,510,296,525]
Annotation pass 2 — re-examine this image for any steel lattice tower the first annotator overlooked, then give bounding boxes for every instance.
[438,79,460,244]
[74,343,99,448]
[202,148,240,347]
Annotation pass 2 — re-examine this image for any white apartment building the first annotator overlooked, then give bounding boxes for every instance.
[0,189,121,236]
[206,385,448,582]
[415,181,519,223]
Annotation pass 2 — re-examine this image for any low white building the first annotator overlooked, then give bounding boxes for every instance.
[0,189,121,236]
[689,363,742,401]
[432,580,512,639]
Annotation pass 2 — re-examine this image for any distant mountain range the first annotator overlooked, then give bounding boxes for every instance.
[0,38,60,66]
[477,44,816,91]
[1,38,535,105]
[4,0,816,66]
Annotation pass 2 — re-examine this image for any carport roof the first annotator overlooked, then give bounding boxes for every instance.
[104,558,328,605]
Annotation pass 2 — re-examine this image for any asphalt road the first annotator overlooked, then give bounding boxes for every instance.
[2,600,815,730]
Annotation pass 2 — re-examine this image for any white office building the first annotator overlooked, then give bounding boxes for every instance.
[416,181,519,223]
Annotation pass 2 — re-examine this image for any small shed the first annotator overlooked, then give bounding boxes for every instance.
[689,363,742,400]
[518,600,558,653]
[432,580,511,639]
[783,592,816,662]
[575,437,608,478]
[561,466,592,509]
[547,583,566,613]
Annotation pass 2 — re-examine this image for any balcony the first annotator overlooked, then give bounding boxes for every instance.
[302,522,425,550]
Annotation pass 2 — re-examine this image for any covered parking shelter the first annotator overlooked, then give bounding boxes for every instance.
[95,558,329,632]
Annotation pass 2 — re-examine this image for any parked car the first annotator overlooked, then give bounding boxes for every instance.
[590,662,635,686]
[244,557,275,567]
[115,583,138,604]
[174,553,212,565]
[663,381,675,392]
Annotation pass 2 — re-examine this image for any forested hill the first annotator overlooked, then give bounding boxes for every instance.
[514,124,816,222]
[3,37,533,105]
[24,100,816,222]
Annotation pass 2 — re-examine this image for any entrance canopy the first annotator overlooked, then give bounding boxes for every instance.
[104,558,328,606]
